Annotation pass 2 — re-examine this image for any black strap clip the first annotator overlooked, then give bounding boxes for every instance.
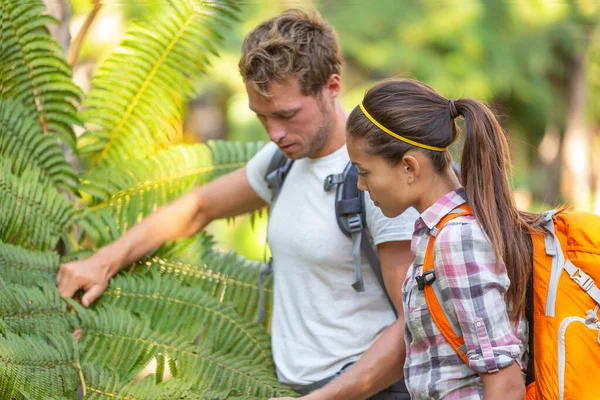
[416,270,436,290]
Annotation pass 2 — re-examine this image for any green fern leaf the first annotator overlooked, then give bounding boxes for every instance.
[0,97,77,192]
[0,332,82,399]
[207,140,267,180]
[0,161,74,250]
[77,142,264,247]
[74,304,292,398]
[132,246,273,326]
[0,283,75,336]
[0,0,82,149]
[0,240,59,286]
[97,272,274,369]
[77,0,240,168]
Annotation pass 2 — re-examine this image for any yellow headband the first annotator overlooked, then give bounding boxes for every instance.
[358,103,448,152]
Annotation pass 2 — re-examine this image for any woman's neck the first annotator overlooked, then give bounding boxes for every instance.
[415,169,462,214]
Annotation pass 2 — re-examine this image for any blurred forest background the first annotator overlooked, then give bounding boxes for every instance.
[45,0,600,260]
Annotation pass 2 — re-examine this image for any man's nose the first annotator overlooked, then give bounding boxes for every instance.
[266,120,286,143]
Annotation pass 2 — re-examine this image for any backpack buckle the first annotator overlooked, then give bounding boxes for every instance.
[347,214,363,233]
[324,173,344,192]
[416,270,436,290]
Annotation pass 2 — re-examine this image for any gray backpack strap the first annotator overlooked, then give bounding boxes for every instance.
[258,149,294,323]
[327,161,397,316]
[265,149,294,205]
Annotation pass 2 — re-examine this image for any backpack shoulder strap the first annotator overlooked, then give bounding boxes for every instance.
[331,161,397,316]
[258,148,294,323]
[422,204,472,365]
[265,148,294,205]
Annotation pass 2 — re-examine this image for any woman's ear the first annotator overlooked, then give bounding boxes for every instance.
[401,154,420,184]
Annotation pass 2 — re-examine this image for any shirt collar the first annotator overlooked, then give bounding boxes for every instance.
[418,187,468,231]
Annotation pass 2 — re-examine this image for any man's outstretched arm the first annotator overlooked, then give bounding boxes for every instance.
[57,167,267,306]
[272,240,413,400]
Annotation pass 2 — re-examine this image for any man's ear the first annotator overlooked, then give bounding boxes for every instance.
[324,74,341,99]
[401,154,420,184]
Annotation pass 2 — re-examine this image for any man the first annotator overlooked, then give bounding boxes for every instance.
[58,9,417,400]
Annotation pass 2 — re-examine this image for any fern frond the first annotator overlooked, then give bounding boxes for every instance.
[74,303,161,383]
[207,140,267,180]
[0,283,75,336]
[74,207,122,250]
[97,272,274,369]
[157,232,215,263]
[176,348,296,398]
[0,97,78,192]
[0,161,74,250]
[133,247,273,325]
[77,0,240,168]
[84,367,200,399]
[77,141,264,248]
[0,332,81,399]
[0,240,59,286]
[74,304,292,398]
[0,0,82,149]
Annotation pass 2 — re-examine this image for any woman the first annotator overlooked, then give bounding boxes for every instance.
[346,78,542,399]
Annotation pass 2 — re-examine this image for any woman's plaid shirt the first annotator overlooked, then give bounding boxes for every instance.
[402,188,528,399]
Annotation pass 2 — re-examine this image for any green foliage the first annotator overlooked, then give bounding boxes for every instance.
[0,283,76,336]
[0,160,74,251]
[133,243,273,326]
[74,303,294,398]
[0,0,82,149]
[0,98,78,192]
[77,0,239,168]
[77,141,264,248]
[0,241,59,286]
[97,272,274,369]
[0,332,82,399]
[0,0,292,398]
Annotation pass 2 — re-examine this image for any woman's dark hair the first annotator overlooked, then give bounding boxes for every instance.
[347,78,542,321]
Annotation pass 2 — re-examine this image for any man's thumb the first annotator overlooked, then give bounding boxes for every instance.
[82,285,105,307]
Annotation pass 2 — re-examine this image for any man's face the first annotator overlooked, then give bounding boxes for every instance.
[246,78,332,159]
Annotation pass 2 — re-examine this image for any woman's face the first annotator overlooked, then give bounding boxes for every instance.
[347,136,418,218]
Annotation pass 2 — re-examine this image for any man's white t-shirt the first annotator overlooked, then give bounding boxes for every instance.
[246,142,419,387]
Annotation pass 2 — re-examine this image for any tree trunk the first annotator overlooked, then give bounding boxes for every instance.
[42,0,71,52]
[560,49,592,211]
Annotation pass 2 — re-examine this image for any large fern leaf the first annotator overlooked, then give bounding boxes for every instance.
[97,272,274,369]
[0,0,81,149]
[83,365,199,399]
[77,0,240,168]
[74,304,293,398]
[0,332,82,399]
[77,141,265,248]
[0,240,59,286]
[75,303,161,383]
[132,246,273,326]
[0,283,76,336]
[0,160,74,250]
[0,97,77,192]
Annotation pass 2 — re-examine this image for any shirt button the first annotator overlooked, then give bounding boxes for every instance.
[476,321,483,327]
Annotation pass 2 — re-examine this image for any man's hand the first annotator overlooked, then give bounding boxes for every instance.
[57,255,112,307]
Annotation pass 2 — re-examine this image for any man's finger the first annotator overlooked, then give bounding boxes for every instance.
[81,284,105,307]
[58,277,80,299]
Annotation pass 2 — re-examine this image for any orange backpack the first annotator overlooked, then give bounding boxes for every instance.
[423,206,600,400]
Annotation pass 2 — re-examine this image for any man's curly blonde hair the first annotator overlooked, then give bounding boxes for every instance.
[239,9,343,98]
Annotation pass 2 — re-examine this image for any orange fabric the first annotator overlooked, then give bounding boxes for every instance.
[525,382,537,400]
[422,205,472,365]
[423,208,600,400]
[531,212,600,400]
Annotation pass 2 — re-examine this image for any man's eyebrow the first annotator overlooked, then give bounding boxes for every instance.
[248,106,299,116]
